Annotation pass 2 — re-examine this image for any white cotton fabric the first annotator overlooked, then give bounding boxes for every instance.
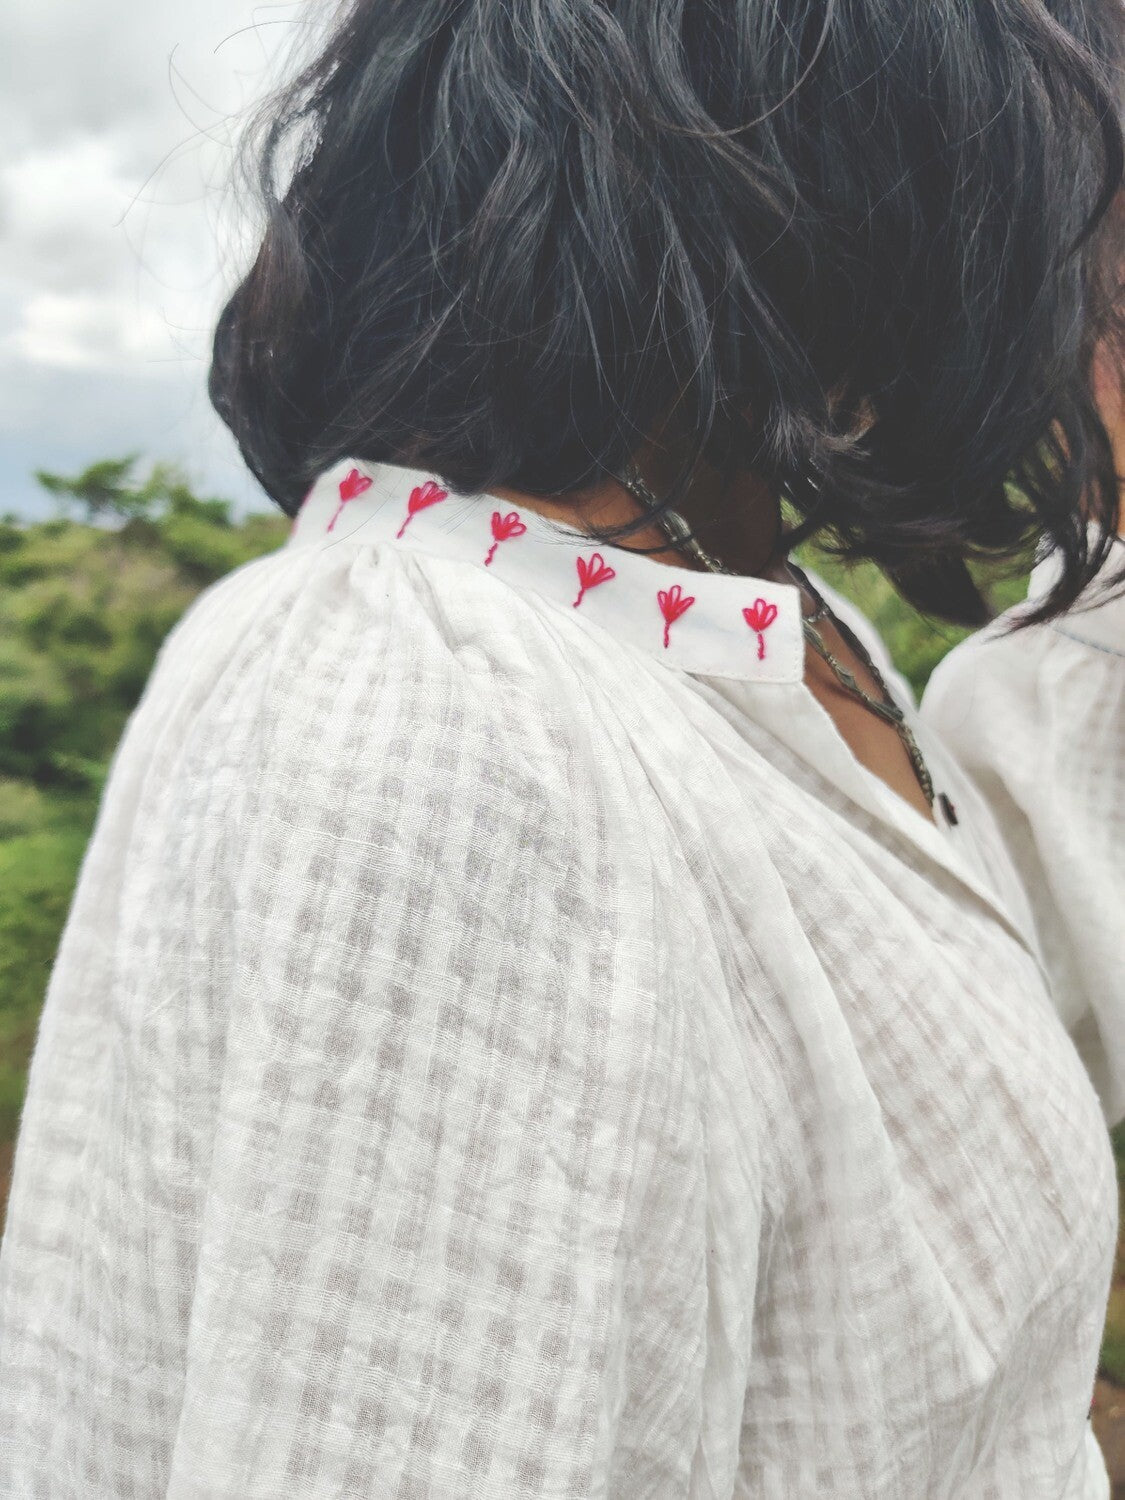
[1,458,1123,1499]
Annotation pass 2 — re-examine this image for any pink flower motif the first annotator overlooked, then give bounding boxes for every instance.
[484,510,527,566]
[326,467,373,532]
[657,584,696,649]
[573,552,617,609]
[396,479,449,538]
[742,598,779,661]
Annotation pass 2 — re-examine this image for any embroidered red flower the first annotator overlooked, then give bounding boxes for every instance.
[573,552,617,608]
[484,510,527,565]
[657,584,696,649]
[395,479,449,538]
[326,468,373,532]
[743,598,779,660]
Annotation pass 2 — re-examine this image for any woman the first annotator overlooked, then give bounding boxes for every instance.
[2,2,1124,1496]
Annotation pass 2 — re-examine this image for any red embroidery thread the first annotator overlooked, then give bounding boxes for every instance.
[657,584,696,649]
[742,599,779,661]
[326,468,373,532]
[573,553,616,608]
[484,510,527,565]
[396,480,449,538]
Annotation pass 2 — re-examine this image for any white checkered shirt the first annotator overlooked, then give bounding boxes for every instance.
[2,461,1123,1497]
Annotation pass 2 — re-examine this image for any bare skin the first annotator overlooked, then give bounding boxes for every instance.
[1093,341,1125,525]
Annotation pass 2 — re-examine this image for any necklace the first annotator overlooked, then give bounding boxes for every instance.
[616,462,945,817]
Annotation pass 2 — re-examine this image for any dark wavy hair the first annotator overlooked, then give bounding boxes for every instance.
[210,0,1125,628]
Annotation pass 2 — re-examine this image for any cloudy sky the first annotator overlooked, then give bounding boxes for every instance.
[1,1,314,520]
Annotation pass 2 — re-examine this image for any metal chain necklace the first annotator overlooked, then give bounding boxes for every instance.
[616,462,941,814]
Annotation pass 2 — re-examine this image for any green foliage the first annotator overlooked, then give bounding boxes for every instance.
[35,454,145,523]
[0,465,288,791]
[0,546,186,784]
[0,636,74,783]
[794,544,1036,701]
[159,511,253,582]
[0,819,96,1146]
[0,778,49,840]
[0,518,101,588]
[1098,1329,1125,1387]
[33,454,236,530]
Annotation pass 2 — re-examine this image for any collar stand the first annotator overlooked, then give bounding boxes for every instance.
[286,459,805,684]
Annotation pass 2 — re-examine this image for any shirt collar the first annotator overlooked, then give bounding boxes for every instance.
[286,459,805,684]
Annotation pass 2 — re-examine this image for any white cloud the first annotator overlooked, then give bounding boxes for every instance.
[0,0,312,518]
[0,140,138,295]
[8,292,171,371]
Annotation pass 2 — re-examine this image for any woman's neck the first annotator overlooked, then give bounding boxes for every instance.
[489,443,787,581]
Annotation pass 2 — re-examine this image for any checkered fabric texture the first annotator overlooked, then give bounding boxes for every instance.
[1,522,1122,1497]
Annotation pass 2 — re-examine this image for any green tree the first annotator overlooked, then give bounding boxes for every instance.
[34,455,153,524]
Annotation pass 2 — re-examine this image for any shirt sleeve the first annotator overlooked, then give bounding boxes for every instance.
[168,620,736,1495]
[920,536,1125,1128]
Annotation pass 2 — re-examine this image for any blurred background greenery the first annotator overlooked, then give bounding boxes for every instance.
[1,456,1124,1385]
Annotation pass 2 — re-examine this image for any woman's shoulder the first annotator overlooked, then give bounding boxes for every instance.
[922,534,1125,727]
[152,533,598,710]
[136,529,811,933]
[128,536,705,1097]
[135,537,662,860]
